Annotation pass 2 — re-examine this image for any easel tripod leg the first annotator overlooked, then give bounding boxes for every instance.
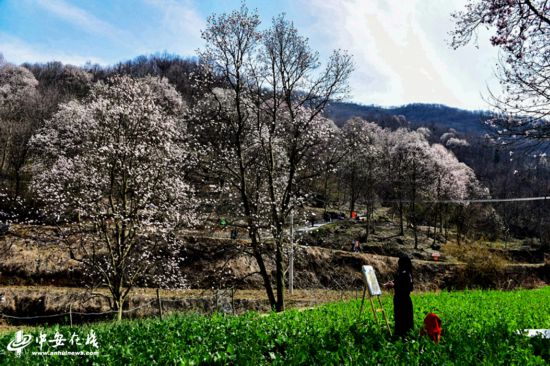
[369,296,378,324]
[377,296,392,335]
[359,286,367,317]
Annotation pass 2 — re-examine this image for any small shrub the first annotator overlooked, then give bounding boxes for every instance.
[445,243,508,289]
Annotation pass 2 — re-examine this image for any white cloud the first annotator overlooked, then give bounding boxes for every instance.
[140,0,205,56]
[297,0,501,110]
[29,0,206,62]
[0,33,106,66]
[35,0,126,40]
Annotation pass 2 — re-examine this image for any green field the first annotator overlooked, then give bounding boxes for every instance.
[0,287,548,365]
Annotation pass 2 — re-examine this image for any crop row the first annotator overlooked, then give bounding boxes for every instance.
[0,287,548,365]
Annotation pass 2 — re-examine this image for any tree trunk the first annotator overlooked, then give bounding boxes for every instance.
[398,199,404,236]
[411,165,418,250]
[365,202,375,242]
[323,168,330,212]
[249,229,276,309]
[14,168,21,199]
[413,225,418,249]
[439,208,447,234]
[365,213,370,244]
[116,304,123,321]
[369,202,375,234]
[349,168,356,217]
[113,285,124,321]
[275,241,284,312]
[0,127,12,173]
[456,207,462,246]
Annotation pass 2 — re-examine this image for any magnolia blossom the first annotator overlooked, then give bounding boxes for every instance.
[0,63,39,206]
[194,4,353,312]
[0,64,38,116]
[451,0,550,138]
[31,75,197,320]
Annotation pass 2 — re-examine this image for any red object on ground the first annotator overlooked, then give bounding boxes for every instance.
[351,211,357,219]
[423,313,442,343]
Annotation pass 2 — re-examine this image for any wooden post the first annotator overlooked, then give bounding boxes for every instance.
[231,287,236,315]
[156,288,163,320]
[69,304,73,327]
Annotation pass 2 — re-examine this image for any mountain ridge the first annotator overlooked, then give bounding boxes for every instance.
[326,101,494,134]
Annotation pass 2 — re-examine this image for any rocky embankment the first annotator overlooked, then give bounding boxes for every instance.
[0,224,547,324]
[0,224,547,290]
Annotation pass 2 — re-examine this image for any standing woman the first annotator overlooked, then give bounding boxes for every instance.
[386,255,414,337]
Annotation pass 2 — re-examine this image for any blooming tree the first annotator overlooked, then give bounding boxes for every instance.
[379,127,488,248]
[194,5,353,311]
[380,128,418,236]
[451,0,550,143]
[392,129,434,248]
[339,118,385,241]
[31,75,197,320]
[428,143,486,242]
[0,64,39,205]
[0,64,38,117]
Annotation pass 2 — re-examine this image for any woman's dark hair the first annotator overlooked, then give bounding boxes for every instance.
[398,255,413,275]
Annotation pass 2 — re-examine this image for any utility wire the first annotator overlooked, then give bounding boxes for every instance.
[434,196,550,204]
[365,196,550,204]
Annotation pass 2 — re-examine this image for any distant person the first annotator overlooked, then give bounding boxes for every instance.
[310,213,316,227]
[353,240,361,253]
[385,255,414,338]
[0,222,8,236]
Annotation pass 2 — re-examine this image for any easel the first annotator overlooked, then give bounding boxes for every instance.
[359,265,392,335]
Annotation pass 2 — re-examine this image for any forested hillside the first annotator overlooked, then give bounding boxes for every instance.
[0,2,549,364]
[326,102,492,134]
[1,3,549,315]
[2,52,549,246]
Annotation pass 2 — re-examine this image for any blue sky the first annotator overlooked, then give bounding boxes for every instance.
[0,0,500,110]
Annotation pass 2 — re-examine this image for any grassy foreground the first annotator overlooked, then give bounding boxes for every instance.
[0,287,548,365]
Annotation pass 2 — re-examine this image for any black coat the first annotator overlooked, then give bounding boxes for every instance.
[393,270,413,336]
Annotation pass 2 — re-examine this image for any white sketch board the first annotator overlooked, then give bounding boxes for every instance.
[361,265,382,296]
[517,329,550,339]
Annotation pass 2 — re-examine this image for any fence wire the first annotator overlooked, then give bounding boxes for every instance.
[0,300,158,320]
